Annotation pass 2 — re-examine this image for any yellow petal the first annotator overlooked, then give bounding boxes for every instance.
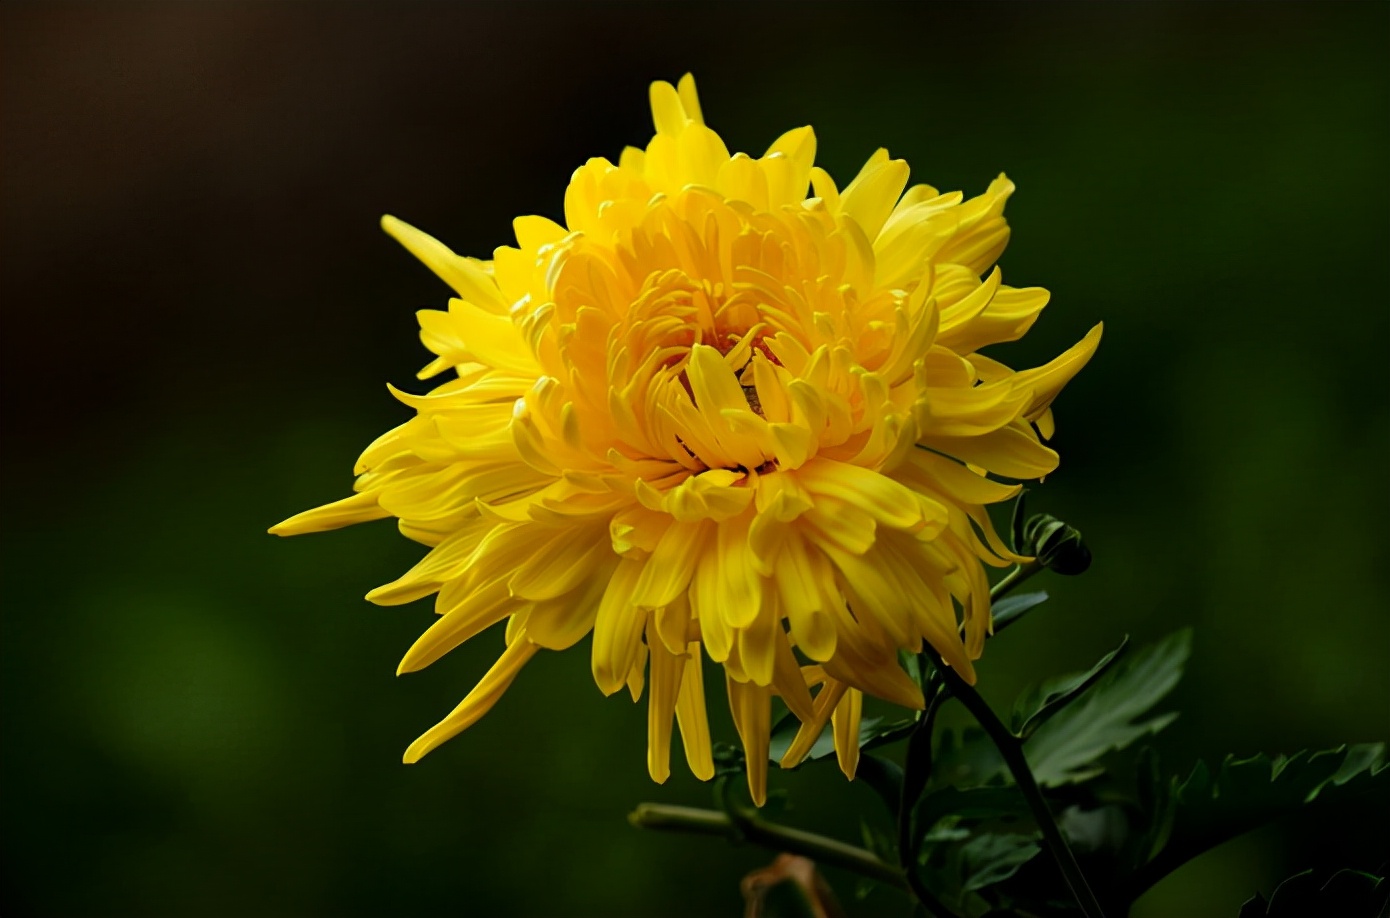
[715,514,763,630]
[403,636,540,763]
[770,628,816,723]
[726,675,771,806]
[920,423,1059,481]
[831,687,863,779]
[382,215,507,313]
[773,532,838,662]
[1009,323,1103,419]
[632,521,711,608]
[649,79,688,137]
[675,643,715,780]
[691,550,733,662]
[736,591,778,687]
[837,152,909,241]
[269,491,388,536]
[590,559,647,695]
[627,641,648,702]
[508,527,612,601]
[779,678,846,769]
[646,637,686,783]
[676,73,703,125]
[524,571,608,650]
[397,578,515,674]
[513,214,567,250]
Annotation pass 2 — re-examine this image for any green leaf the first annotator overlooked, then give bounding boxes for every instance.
[768,713,911,765]
[898,647,923,687]
[1128,744,1388,900]
[959,833,1041,893]
[1010,636,1130,739]
[917,831,1041,916]
[990,591,1049,631]
[913,786,1029,851]
[1328,742,1388,793]
[1238,867,1387,918]
[1058,804,1129,856]
[930,726,1007,789]
[1129,746,1175,867]
[1024,629,1191,786]
[859,817,897,873]
[1170,745,1385,868]
[861,718,917,752]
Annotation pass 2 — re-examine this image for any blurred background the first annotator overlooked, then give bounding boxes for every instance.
[2,2,1387,916]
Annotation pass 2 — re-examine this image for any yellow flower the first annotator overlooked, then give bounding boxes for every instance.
[272,75,1100,805]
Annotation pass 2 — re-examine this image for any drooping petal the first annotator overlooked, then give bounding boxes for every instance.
[591,559,647,695]
[403,635,540,763]
[675,642,716,781]
[831,686,864,779]
[726,675,772,806]
[646,635,686,783]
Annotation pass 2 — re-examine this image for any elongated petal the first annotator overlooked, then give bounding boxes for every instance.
[675,643,715,780]
[382,215,507,313]
[646,636,686,783]
[831,687,863,779]
[403,636,540,763]
[780,678,847,769]
[270,491,388,536]
[726,676,772,806]
[633,520,711,608]
[591,559,647,695]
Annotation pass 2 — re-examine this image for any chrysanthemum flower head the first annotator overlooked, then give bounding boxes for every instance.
[272,75,1100,805]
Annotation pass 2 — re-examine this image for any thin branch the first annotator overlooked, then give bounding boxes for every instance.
[990,559,1043,603]
[630,803,907,890]
[937,662,1108,918]
[896,684,960,918]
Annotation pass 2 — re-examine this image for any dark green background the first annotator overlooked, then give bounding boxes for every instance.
[3,3,1387,916]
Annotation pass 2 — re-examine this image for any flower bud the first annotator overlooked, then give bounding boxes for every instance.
[1022,513,1092,575]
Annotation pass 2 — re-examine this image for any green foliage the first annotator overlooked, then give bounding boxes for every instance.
[767,714,915,766]
[917,832,1041,917]
[1024,629,1190,785]
[1238,868,1388,918]
[1126,743,1389,898]
[988,590,1049,632]
[1170,745,1385,855]
[929,726,1007,789]
[912,786,1028,851]
[1010,636,1129,740]
[735,623,1382,918]
[855,819,898,902]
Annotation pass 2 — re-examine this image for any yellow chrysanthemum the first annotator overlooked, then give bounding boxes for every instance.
[272,75,1099,805]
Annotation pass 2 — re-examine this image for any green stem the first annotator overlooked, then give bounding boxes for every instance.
[629,803,907,890]
[990,559,1043,602]
[936,663,1108,918]
[896,684,959,918]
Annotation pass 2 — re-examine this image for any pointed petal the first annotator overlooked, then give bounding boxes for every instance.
[403,637,540,762]
[726,676,772,806]
[675,643,715,780]
[646,637,686,783]
[831,687,863,779]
